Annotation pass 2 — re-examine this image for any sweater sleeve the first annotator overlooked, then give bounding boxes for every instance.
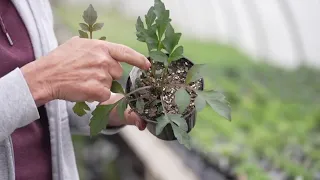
[66,101,124,136]
[0,68,40,142]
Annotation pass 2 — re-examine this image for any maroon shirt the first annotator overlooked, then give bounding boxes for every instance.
[0,1,52,180]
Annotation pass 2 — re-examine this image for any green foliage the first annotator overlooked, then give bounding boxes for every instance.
[135,17,145,33]
[196,90,231,121]
[136,16,158,51]
[168,114,188,131]
[74,4,128,136]
[171,123,191,149]
[73,102,90,117]
[116,98,127,121]
[155,10,170,41]
[154,0,171,39]
[156,113,191,149]
[79,23,89,31]
[136,99,145,113]
[146,33,158,51]
[145,7,156,28]
[194,92,207,112]
[174,88,191,113]
[60,5,320,178]
[89,103,118,136]
[135,0,181,67]
[155,115,170,135]
[110,81,124,94]
[92,23,104,31]
[185,64,205,84]
[80,4,105,39]
[60,5,300,178]
[191,64,320,179]
[185,64,217,86]
[154,0,166,18]
[149,50,168,63]
[78,30,88,38]
[72,1,232,148]
[162,23,182,54]
[82,4,97,26]
[169,46,183,62]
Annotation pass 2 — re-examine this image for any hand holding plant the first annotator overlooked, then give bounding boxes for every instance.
[73,0,232,149]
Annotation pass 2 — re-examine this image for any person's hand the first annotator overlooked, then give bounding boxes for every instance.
[102,93,146,130]
[21,37,150,106]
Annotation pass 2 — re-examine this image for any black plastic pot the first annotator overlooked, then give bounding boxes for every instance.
[125,57,204,141]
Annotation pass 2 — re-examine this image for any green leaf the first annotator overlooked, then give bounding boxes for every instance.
[171,123,191,149]
[146,24,159,51]
[174,88,191,113]
[73,102,90,116]
[194,93,207,112]
[136,32,146,42]
[185,64,205,84]
[78,30,88,38]
[163,23,182,54]
[136,17,148,43]
[197,90,231,121]
[149,50,168,63]
[79,23,89,31]
[111,81,124,94]
[136,16,145,32]
[136,99,145,113]
[154,0,170,40]
[156,10,170,39]
[156,115,170,135]
[169,46,183,62]
[117,98,128,121]
[99,36,106,40]
[148,24,158,38]
[154,0,166,18]
[145,6,156,27]
[167,114,188,131]
[90,104,117,136]
[146,38,158,51]
[82,4,98,26]
[92,23,104,31]
[136,16,158,50]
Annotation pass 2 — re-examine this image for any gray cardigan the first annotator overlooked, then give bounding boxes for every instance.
[0,1,121,180]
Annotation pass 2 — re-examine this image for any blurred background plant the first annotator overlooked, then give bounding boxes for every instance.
[50,0,320,179]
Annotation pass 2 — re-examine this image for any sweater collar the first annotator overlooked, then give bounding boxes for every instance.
[11,0,42,58]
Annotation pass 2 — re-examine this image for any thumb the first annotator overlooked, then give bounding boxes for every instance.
[124,110,147,131]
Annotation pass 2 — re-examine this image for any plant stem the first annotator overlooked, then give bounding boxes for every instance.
[128,94,150,102]
[125,86,153,97]
[160,96,167,114]
[157,40,162,50]
[89,26,93,39]
[150,60,156,77]
[150,34,163,78]
[160,65,168,87]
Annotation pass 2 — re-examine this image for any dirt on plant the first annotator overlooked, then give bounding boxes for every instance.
[127,58,203,122]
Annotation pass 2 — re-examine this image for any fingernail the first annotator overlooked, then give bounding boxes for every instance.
[145,60,151,69]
